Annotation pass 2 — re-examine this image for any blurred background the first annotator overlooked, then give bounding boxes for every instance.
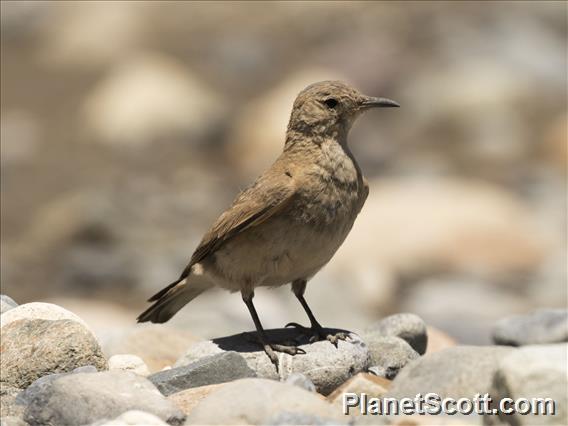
[1,1,566,349]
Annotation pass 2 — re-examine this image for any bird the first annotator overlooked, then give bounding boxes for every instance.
[137,80,399,365]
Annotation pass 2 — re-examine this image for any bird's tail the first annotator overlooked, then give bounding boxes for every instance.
[137,274,211,324]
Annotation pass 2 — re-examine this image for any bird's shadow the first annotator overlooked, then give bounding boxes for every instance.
[212,327,352,353]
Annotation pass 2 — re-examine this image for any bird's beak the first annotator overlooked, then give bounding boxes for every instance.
[360,96,400,109]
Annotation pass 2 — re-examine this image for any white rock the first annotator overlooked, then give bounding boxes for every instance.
[0,302,90,331]
[491,344,567,425]
[98,410,169,425]
[108,354,150,376]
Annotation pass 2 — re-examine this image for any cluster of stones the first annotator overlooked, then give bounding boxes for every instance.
[1,295,566,426]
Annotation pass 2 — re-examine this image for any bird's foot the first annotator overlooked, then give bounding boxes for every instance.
[242,332,306,369]
[285,322,350,346]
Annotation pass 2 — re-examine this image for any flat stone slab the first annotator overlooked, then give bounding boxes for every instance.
[176,328,370,395]
[149,352,256,396]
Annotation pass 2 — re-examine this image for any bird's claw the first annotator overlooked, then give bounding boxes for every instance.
[242,332,305,370]
[285,323,350,347]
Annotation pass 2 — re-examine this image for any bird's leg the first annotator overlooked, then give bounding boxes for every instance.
[286,279,349,346]
[241,289,305,367]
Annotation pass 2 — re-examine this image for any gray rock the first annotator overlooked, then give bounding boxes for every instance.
[1,318,107,388]
[266,412,348,425]
[490,344,567,425]
[175,328,370,395]
[365,313,428,355]
[19,371,185,426]
[284,373,316,392]
[366,336,420,379]
[492,309,568,346]
[387,346,513,399]
[149,352,256,396]
[0,295,18,315]
[185,378,342,425]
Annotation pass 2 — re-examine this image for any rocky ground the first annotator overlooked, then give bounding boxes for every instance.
[1,297,566,426]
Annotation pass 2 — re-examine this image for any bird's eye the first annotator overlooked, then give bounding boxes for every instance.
[323,98,338,109]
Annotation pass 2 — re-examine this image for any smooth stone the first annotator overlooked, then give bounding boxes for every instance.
[0,295,18,315]
[1,318,107,388]
[175,328,370,396]
[108,354,150,376]
[492,309,568,346]
[327,373,391,410]
[185,378,341,425]
[366,336,420,379]
[18,371,185,426]
[0,302,90,329]
[149,352,256,396]
[265,412,348,425]
[95,410,169,425]
[167,384,225,416]
[364,313,428,355]
[387,346,513,400]
[490,343,567,425]
[284,373,316,392]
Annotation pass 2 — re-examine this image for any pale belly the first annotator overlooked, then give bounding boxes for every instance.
[202,204,358,292]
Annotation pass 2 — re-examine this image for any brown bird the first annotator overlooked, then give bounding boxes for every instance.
[137,81,399,364]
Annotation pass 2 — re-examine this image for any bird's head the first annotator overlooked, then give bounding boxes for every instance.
[286,80,399,141]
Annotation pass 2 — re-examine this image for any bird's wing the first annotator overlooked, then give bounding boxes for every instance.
[179,174,297,280]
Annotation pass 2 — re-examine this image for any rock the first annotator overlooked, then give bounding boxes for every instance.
[284,373,316,392]
[175,328,370,395]
[387,346,513,399]
[148,352,256,396]
[0,383,24,419]
[365,313,428,355]
[0,302,90,329]
[0,416,28,426]
[108,354,150,376]
[82,53,225,148]
[185,378,341,425]
[96,410,169,425]
[492,309,568,346]
[1,303,107,388]
[381,414,481,425]
[167,384,225,416]
[425,326,457,354]
[19,371,185,426]
[327,373,391,409]
[102,324,200,373]
[0,295,18,315]
[490,344,567,425]
[366,336,420,379]
[265,412,348,425]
